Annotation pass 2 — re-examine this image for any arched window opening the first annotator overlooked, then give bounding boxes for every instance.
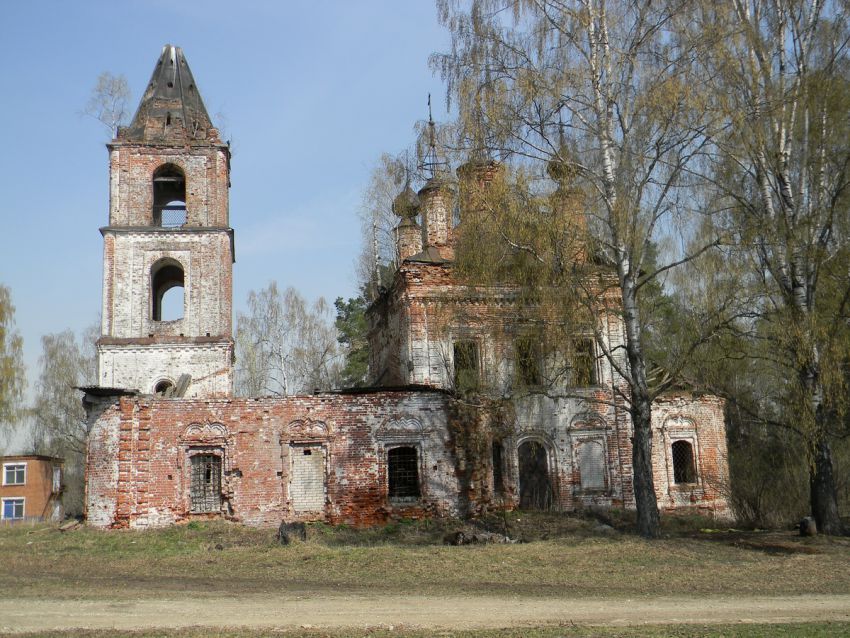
[672,440,697,484]
[153,164,186,227]
[154,379,174,397]
[151,259,184,321]
[518,440,552,510]
[577,440,606,490]
[387,446,420,500]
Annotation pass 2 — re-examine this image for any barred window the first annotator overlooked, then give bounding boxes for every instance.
[190,454,221,513]
[388,446,420,500]
[672,440,697,484]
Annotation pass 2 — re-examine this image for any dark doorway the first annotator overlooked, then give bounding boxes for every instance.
[518,441,552,509]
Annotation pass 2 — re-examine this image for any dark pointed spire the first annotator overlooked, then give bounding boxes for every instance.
[119,45,219,144]
[418,94,449,180]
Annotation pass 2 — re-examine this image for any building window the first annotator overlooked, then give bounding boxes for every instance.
[3,463,25,486]
[453,340,479,392]
[153,164,187,227]
[1,498,24,520]
[577,440,606,490]
[151,258,185,321]
[672,440,697,484]
[515,337,540,387]
[570,338,597,386]
[387,446,420,500]
[492,441,505,495]
[190,454,222,513]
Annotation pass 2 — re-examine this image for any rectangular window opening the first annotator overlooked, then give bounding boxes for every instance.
[3,463,26,486]
[492,441,505,495]
[388,446,420,501]
[515,337,541,387]
[453,340,479,392]
[2,498,24,520]
[570,338,597,387]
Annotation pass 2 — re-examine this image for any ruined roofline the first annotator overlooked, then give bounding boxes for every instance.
[118,44,220,145]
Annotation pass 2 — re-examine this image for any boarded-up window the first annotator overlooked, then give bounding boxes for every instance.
[388,446,420,500]
[290,445,326,513]
[515,338,540,387]
[672,440,697,484]
[453,340,479,392]
[190,454,221,513]
[570,338,597,386]
[578,440,606,490]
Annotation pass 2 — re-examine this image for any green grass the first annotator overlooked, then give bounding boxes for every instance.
[2,513,849,600]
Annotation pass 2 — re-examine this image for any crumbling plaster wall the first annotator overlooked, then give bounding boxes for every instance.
[97,341,233,397]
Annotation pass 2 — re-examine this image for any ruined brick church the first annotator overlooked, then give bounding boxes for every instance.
[84,45,730,528]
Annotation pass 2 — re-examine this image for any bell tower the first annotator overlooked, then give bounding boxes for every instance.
[96,44,234,398]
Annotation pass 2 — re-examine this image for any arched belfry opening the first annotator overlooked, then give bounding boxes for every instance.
[151,258,185,321]
[153,164,186,227]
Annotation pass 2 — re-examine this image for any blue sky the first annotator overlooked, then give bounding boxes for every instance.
[0,1,451,416]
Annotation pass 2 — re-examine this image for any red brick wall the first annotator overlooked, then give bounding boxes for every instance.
[86,390,463,528]
[0,456,62,522]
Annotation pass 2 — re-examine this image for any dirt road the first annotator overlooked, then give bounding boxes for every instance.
[2,593,849,633]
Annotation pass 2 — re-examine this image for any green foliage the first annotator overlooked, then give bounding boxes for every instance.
[333,295,370,387]
[0,284,24,428]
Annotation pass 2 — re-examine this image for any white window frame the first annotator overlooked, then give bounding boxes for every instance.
[3,462,26,486]
[1,497,25,520]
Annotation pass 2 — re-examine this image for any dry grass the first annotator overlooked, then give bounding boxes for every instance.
[11,622,850,637]
[2,513,850,601]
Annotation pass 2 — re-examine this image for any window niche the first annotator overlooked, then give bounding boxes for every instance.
[576,439,606,491]
[152,164,187,227]
[151,258,185,322]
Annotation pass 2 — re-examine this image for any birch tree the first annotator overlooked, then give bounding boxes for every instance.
[235,283,342,396]
[434,0,732,537]
[701,0,850,534]
[29,324,98,514]
[0,284,25,431]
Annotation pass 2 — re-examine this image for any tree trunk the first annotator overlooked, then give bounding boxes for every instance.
[631,396,661,538]
[810,436,843,535]
[800,354,843,535]
[621,278,661,539]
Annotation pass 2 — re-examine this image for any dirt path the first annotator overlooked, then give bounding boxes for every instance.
[2,593,850,633]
